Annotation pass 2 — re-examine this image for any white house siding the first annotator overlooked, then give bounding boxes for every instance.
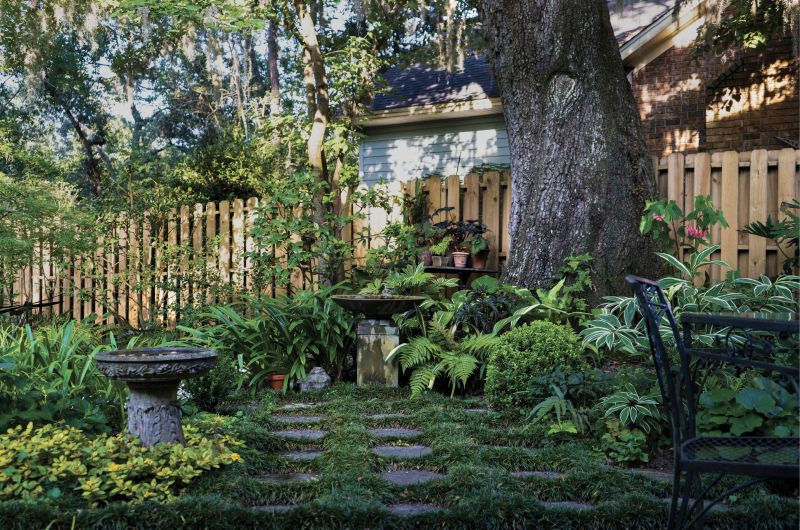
[359,116,509,185]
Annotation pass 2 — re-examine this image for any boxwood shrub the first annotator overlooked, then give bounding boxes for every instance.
[485,321,585,409]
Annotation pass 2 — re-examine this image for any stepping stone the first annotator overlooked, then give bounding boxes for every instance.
[252,504,299,513]
[257,472,319,484]
[364,413,408,420]
[368,428,422,438]
[656,498,728,512]
[380,470,444,486]
[279,450,323,461]
[277,403,316,411]
[629,468,673,483]
[273,415,324,424]
[273,429,327,441]
[541,501,594,511]
[387,503,442,516]
[464,408,491,414]
[511,471,563,479]
[372,445,432,459]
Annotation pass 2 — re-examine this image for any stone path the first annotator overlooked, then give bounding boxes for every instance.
[277,403,317,411]
[257,472,320,484]
[252,504,299,513]
[273,429,327,441]
[464,408,491,414]
[364,413,408,420]
[279,450,324,461]
[372,445,432,458]
[540,501,594,511]
[273,415,325,424]
[380,470,444,486]
[656,498,729,512]
[628,468,673,483]
[367,427,422,438]
[387,503,442,516]
[511,470,563,479]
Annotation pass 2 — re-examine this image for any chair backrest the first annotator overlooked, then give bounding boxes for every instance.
[626,275,694,446]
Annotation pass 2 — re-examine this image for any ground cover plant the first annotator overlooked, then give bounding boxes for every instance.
[0,385,796,530]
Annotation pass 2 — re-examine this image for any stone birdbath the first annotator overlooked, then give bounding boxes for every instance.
[94,347,217,447]
[331,295,425,386]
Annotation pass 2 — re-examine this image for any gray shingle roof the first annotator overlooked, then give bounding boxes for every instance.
[370,0,673,112]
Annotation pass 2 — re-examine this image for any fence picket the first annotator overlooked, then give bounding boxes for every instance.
[483,171,501,271]
[720,151,740,272]
[748,150,768,277]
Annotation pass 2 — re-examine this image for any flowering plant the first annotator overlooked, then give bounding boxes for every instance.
[640,195,728,258]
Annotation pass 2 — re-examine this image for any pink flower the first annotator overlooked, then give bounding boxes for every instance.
[685,225,708,239]
[652,213,665,222]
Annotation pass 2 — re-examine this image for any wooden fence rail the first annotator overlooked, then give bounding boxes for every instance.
[5,148,798,327]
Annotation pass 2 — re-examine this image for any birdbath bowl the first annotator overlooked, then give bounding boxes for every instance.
[94,347,217,447]
[331,295,425,387]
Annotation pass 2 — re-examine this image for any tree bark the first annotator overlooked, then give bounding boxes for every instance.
[267,21,282,117]
[481,0,657,300]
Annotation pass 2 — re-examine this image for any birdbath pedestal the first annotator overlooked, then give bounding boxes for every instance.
[94,348,217,447]
[331,295,425,386]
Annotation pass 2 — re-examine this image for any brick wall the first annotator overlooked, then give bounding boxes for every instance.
[630,37,798,156]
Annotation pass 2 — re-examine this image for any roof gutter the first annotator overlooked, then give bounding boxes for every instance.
[359,97,503,128]
[620,0,705,72]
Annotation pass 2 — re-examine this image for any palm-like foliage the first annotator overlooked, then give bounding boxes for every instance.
[176,284,355,392]
[527,384,588,434]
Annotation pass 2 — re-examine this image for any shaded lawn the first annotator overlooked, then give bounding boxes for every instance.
[1,384,797,529]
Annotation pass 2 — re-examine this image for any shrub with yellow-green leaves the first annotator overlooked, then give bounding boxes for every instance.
[0,422,242,506]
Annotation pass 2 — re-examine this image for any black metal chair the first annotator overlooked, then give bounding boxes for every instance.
[626,275,799,530]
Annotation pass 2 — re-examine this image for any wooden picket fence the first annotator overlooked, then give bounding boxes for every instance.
[654,148,799,281]
[4,148,798,327]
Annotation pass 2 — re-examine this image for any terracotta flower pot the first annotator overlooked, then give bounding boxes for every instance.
[471,249,489,269]
[452,251,469,268]
[268,374,286,391]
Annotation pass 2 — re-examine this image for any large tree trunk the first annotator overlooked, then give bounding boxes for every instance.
[481,0,657,299]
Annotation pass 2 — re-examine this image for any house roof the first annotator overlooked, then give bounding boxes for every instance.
[369,0,674,113]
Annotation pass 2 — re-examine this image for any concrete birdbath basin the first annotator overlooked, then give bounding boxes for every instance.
[94,347,217,447]
[331,295,425,386]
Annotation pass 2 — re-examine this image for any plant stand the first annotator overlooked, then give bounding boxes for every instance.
[356,319,399,386]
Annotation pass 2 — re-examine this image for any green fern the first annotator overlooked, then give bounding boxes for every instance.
[389,312,500,397]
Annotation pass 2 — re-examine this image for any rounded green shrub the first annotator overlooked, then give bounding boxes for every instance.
[485,321,585,409]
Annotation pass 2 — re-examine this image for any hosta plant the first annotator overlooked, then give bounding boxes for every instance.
[580,246,799,358]
[601,385,661,435]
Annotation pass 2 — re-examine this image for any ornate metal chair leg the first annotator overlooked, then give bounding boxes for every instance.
[677,471,696,530]
[667,463,682,530]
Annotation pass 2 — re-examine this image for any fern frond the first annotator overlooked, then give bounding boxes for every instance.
[398,337,443,370]
[408,364,440,396]
[459,333,501,361]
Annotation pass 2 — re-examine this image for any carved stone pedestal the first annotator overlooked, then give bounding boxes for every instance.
[357,319,399,387]
[127,381,185,446]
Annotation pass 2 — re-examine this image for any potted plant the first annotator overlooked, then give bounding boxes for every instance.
[430,236,453,266]
[463,221,490,268]
[267,373,286,391]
